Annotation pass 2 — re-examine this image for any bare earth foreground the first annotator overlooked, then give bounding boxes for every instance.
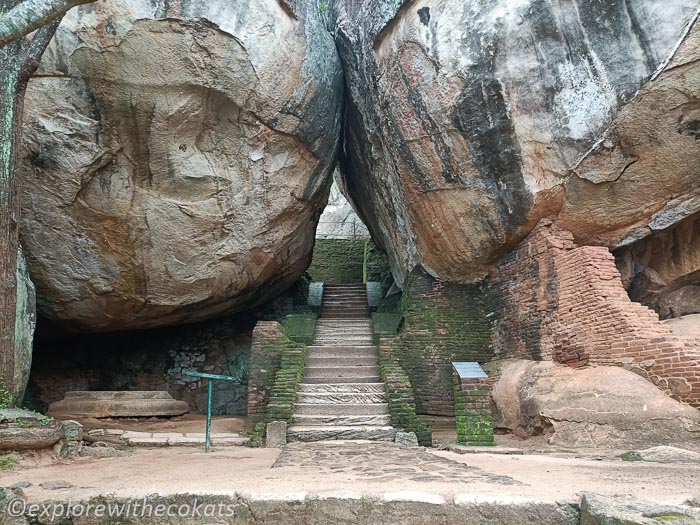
[1,441,699,524]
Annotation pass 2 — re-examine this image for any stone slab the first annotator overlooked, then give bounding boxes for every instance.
[266,421,287,448]
[48,391,189,418]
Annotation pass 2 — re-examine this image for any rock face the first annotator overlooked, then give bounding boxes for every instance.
[316,176,369,239]
[20,0,342,331]
[337,0,700,283]
[12,249,36,406]
[492,359,700,449]
[615,214,700,319]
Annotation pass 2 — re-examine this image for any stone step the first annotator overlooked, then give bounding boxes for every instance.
[312,343,375,349]
[297,383,385,393]
[315,321,373,327]
[302,376,381,384]
[322,305,368,310]
[314,327,374,333]
[294,403,389,415]
[320,314,370,320]
[322,300,368,305]
[313,333,374,340]
[287,426,396,442]
[304,366,380,379]
[313,339,375,346]
[122,432,248,448]
[307,346,378,357]
[292,414,391,426]
[306,356,378,367]
[296,391,387,404]
[314,333,374,339]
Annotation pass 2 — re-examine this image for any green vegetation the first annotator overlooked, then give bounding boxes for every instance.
[318,2,329,13]
[0,383,12,409]
[0,454,20,470]
[653,515,694,522]
[266,314,316,424]
[618,451,643,462]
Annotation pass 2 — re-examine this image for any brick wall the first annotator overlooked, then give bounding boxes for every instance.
[307,239,367,283]
[391,268,495,416]
[247,314,316,424]
[377,336,432,446]
[491,219,700,406]
[453,372,494,446]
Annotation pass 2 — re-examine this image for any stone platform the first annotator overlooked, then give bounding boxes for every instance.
[2,441,700,524]
[87,429,248,448]
[48,391,189,418]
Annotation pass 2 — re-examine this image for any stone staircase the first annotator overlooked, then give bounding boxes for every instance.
[287,284,396,442]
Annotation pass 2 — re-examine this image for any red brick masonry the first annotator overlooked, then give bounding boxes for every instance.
[491,219,700,406]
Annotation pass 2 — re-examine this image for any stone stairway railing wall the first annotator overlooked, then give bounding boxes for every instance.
[490,219,700,407]
[247,314,316,426]
[376,336,432,446]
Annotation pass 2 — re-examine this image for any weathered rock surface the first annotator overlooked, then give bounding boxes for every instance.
[12,248,36,406]
[316,177,369,239]
[619,446,700,464]
[616,214,700,319]
[663,314,700,338]
[492,359,700,449]
[580,494,700,525]
[20,0,342,331]
[337,0,700,283]
[0,410,62,451]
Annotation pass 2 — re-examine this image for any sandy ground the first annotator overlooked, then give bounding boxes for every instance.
[1,443,698,506]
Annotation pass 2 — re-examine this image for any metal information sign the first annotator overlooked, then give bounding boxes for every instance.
[452,362,487,379]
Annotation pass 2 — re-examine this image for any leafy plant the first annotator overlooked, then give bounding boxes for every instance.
[0,384,12,410]
[318,2,328,13]
[40,417,55,426]
[0,454,19,470]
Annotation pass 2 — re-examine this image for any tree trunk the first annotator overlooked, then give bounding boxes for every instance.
[0,0,59,399]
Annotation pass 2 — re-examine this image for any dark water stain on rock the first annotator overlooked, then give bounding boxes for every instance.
[417,7,430,26]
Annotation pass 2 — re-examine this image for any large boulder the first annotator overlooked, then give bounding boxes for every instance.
[12,249,36,406]
[337,0,700,283]
[20,0,342,331]
[492,359,700,449]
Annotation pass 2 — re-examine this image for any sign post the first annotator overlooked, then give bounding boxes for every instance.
[185,371,237,452]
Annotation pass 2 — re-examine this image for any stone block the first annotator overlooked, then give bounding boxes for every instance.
[266,421,287,448]
[394,431,419,447]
